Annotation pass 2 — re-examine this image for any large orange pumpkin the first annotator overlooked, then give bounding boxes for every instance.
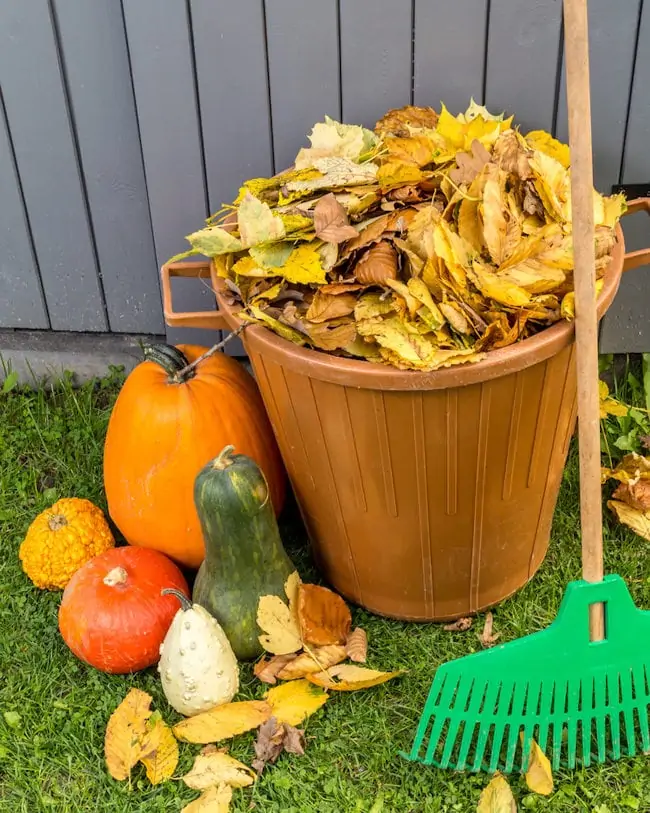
[103,344,285,568]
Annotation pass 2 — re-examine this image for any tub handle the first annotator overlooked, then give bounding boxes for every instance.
[160,261,229,330]
[622,197,650,272]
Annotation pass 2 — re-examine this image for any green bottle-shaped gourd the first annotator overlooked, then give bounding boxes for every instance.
[192,445,295,660]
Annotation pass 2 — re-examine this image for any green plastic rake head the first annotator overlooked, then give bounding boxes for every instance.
[402,575,650,773]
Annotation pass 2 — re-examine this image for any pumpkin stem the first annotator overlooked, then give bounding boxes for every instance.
[162,588,193,611]
[144,344,196,382]
[103,566,128,586]
[213,445,236,470]
[48,514,68,531]
[169,326,247,383]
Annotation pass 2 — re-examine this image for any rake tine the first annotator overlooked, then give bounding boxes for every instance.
[607,672,622,760]
[594,678,607,763]
[520,679,542,771]
[471,680,502,772]
[424,673,459,764]
[456,680,488,770]
[439,677,475,768]
[620,669,636,757]
[488,680,514,772]
[633,664,650,753]
[551,680,568,771]
[537,681,554,752]
[566,680,581,769]
[409,672,448,760]
[581,675,594,768]
[503,682,528,773]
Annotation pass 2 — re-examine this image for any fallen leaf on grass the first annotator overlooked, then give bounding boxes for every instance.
[313,193,358,243]
[306,664,405,691]
[139,713,178,785]
[277,644,347,680]
[345,627,368,663]
[183,746,255,790]
[601,452,650,485]
[298,583,352,646]
[607,500,650,542]
[524,737,554,796]
[599,380,628,419]
[257,594,302,655]
[182,783,233,813]
[254,654,297,685]
[444,617,473,632]
[477,772,517,812]
[105,688,152,781]
[479,612,501,648]
[173,700,272,744]
[252,716,306,774]
[612,479,650,512]
[265,679,328,725]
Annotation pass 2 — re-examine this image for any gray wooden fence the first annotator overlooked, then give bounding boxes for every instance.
[1,0,649,351]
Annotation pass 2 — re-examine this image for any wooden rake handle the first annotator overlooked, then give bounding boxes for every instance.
[563,0,605,639]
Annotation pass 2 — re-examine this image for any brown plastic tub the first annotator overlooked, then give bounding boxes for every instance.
[161,199,650,621]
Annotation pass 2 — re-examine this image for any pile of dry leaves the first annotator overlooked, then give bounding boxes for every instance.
[104,573,403,811]
[173,101,625,372]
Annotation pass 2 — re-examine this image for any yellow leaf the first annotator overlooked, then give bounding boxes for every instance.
[525,130,570,168]
[599,380,629,419]
[354,292,397,321]
[295,116,378,169]
[173,700,272,744]
[481,168,510,265]
[182,784,233,813]
[384,134,438,167]
[407,205,441,259]
[406,277,445,329]
[231,256,270,278]
[477,773,517,812]
[433,220,474,289]
[187,226,243,256]
[529,150,571,222]
[257,594,303,655]
[598,192,627,228]
[237,192,286,248]
[440,302,471,335]
[104,688,152,781]
[286,157,378,194]
[435,102,511,161]
[608,500,650,541]
[264,679,328,725]
[524,738,554,796]
[306,664,405,692]
[461,99,510,124]
[284,571,301,611]
[377,160,425,190]
[602,452,650,484]
[139,715,178,785]
[249,243,294,269]
[276,644,347,680]
[183,747,255,790]
[469,261,530,307]
[243,305,308,346]
[275,244,327,285]
[458,174,486,253]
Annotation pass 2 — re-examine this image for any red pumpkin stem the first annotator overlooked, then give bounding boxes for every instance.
[170,326,246,383]
[162,588,192,611]
[103,566,128,586]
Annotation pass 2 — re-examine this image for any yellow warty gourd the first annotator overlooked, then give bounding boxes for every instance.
[19,498,115,589]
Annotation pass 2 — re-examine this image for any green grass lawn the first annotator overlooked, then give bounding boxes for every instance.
[1,371,649,813]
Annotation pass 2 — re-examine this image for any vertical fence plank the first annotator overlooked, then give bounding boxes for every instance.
[192,0,273,211]
[123,0,217,345]
[191,0,273,356]
[265,0,340,172]
[600,2,650,354]
[0,1,107,331]
[484,0,562,132]
[0,98,49,329]
[53,0,163,334]
[339,0,412,128]
[413,0,487,114]
[556,0,641,192]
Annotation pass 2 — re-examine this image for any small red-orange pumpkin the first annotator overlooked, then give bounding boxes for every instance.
[58,546,189,674]
[103,344,285,568]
